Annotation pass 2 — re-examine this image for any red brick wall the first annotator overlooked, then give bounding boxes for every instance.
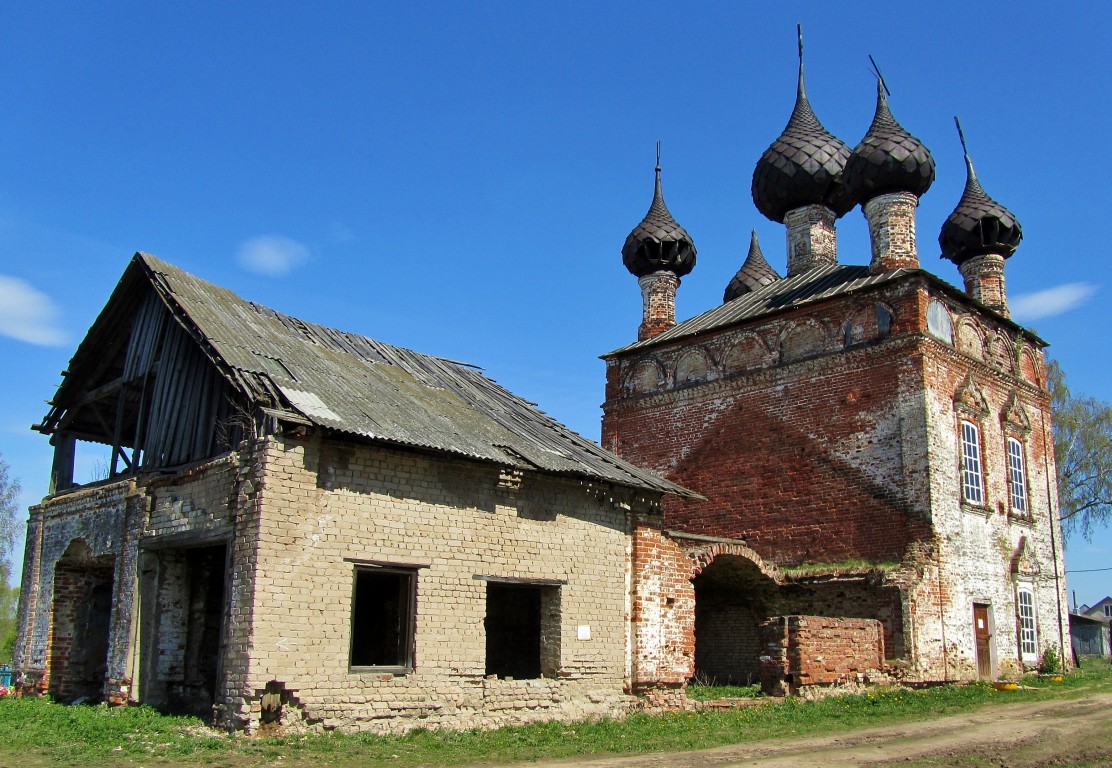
[759,615,884,695]
[604,284,934,566]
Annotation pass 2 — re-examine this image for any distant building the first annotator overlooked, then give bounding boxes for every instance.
[1077,597,1112,623]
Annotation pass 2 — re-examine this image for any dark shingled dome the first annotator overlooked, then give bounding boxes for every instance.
[725,230,781,302]
[622,165,696,278]
[844,80,935,203]
[939,155,1022,265]
[752,59,853,223]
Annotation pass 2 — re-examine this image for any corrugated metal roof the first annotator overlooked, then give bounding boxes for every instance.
[607,264,911,356]
[137,253,694,498]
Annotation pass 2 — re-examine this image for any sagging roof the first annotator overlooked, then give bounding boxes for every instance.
[42,252,695,499]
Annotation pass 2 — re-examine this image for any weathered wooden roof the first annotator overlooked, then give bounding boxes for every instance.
[60,253,692,497]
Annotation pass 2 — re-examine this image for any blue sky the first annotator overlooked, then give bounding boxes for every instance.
[1,2,1108,604]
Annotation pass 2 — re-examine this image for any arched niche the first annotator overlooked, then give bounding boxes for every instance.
[926,300,953,345]
[781,322,828,363]
[626,357,665,395]
[674,348,714,387]
[723,334,773,374]
[956,319,984,360]
[1018,347,1042,387]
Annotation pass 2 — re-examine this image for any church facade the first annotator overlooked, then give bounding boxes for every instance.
[603,44,1070,691]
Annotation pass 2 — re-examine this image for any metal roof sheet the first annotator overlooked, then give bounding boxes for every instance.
[137,253,693,498]
[608,264,910,356]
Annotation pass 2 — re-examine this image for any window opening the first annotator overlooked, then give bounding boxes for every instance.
[485,583,560,679]
[1105,605,1112,618]
[1017,588,1037,662]
[350,567,415,671]
[1007,437,1028,514]
[960,420,984,505]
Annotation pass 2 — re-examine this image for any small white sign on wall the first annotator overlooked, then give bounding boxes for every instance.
[577,624,591,641]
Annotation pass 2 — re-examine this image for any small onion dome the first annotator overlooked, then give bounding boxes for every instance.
[939,154,1022,265]
[725,230,781,302]
[844,79,935,203]
[752,56,854,222]
[622,164,696,278]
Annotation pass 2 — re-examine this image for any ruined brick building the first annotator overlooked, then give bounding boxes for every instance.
[14,43,1070,730]
[603,51,1070,691]
[12,252,699,730]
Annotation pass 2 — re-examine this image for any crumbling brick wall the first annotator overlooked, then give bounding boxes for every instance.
[759,615,884,695]
[14,453,245,706]
[223,434,654,733]
[603,280,934,567]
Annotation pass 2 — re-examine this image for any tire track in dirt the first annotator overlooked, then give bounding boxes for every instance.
[508,692,1112,768]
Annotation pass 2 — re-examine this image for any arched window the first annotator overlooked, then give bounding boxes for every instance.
[960,420,984,505]
[1007,437,1029,515]
[1016,587,1037,663]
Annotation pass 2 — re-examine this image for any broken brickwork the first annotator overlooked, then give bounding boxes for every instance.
[15,434,669,732]
[758,615,885,695]
[603,271,1070,684]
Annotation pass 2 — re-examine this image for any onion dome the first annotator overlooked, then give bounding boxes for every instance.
[844,78,935,203]
[752,30,854,222]
[725,230,781,301]
[939,123,1022,264]
[622,155,696,278]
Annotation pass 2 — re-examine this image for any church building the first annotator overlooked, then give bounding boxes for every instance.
[603,39,1070,691]
[13,34,1071,730]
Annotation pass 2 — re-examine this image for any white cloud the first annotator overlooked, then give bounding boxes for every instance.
[1009,283,1097,321]
[236,235,311,277]
[0,275,66,346]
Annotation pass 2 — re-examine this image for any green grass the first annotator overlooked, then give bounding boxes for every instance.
[1,661,1109,767]
[686,682,762,700]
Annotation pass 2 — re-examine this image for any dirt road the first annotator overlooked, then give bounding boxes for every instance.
[516,692,1112,767]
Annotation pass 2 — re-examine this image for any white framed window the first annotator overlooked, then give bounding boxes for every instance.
[1007,437,1029,514]
[1016,587,1037,662]
[960,420,984,505]
[1105,604,1112,618]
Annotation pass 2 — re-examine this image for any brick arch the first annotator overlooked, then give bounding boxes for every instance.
[673,347,716,387]
[721,332,774,374]
[625,356,666,395]
[985,331,1015,374]
[49,538,116,703]
[780,319,831,363]
[955,317,984,360]
[683,541,781,584]
[1018,347,1042,387]
[840,304,882,347]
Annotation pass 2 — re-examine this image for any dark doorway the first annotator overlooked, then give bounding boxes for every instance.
[49,542,116,703]
[692,555,777,685]
[140,544,228,717]
[485,583,560,679]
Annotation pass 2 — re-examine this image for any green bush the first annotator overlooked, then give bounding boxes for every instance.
[1039,644,1062,674]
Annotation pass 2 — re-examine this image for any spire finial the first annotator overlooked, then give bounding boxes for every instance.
[954,116,977,181]
[867,55,891,97]
[655,139,661,173]
[796,24,806,98]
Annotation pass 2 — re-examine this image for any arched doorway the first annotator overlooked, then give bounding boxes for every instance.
[689,546,780,686]
[49,540,116,703]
